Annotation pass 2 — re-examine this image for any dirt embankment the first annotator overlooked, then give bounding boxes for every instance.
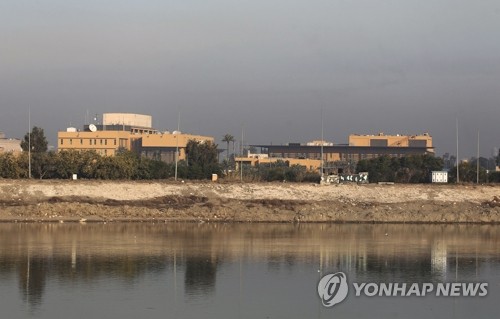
[0,180,499,223]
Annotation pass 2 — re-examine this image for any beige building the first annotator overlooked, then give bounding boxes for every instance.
[58,130,134,156]
[137,132,214,162]
[349,133,433,152]
[0,132,22,154]
[251,133,435,175]
[235,152,321,172]
[103,113,152,128]
[58,113,214,162]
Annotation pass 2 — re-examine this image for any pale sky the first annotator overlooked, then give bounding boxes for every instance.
[1,0,499,158]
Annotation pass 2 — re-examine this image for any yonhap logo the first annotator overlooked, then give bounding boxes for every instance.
[317,272,349,307]
[318,272,488,308]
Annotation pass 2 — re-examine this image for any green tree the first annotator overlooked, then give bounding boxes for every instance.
[32,152,58,179]
[134,157,172,179]
[54,150,83,179]
[185,140,222,179]
[356,154,443,183]
[92,150,139,180]
[20,126,48,153]
[222,134,235,160]
[0,153,22,178]
[448,162,487,183]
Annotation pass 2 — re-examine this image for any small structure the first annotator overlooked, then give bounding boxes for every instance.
[0,132,22,154]
[339,172,369,184]
[431,171,448,183]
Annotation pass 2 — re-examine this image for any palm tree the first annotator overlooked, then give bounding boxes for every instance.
[222,134,235,162]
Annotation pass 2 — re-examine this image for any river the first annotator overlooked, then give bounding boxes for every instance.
[0,223,498,318]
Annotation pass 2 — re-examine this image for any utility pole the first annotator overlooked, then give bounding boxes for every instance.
[320,107,324,181]
[174,109,180,181]
[240,125,244,182]
[477,130,480,184]
[456,117,459,184]
[28,107,31,179]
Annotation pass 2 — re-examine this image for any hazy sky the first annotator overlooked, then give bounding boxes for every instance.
[1,0,499,158]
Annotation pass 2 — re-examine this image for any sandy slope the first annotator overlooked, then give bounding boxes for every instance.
[0,180,499,223]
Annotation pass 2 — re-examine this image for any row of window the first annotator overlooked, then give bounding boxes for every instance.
[269,153,338,160]
[340,153,404,161]
[60,138,120,146]
[268,152,408,162]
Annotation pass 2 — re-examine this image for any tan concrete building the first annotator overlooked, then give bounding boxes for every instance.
[58,130,134,156]
[234,152,321,172]
[251,133,435,175]
[102,113,152,128]
[57,113,214,162]
[0,132,22,154]
[349,133,433,151]
[137,132,214,162]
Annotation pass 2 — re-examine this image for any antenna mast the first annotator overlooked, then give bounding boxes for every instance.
[456,117,459,183]
[174,109,180,181]
[28,107,31,179]
[320,107,324,181]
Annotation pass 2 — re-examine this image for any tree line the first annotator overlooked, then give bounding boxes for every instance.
[0,126,222,180]
[2,127,499,183]
[356,154,444,183]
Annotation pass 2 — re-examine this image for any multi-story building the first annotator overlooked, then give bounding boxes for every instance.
[136,133,215,162]
[0,132,22,154]
[234,152,321,172]
[348,133,432,150]
[249,133,434,174]
[57,113,214,163]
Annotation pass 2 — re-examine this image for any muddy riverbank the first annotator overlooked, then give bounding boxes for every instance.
[0,180,499,223]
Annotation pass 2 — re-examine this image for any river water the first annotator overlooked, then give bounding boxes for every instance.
[0,223,499,318]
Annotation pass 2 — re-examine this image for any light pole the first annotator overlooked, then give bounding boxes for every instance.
[240,125,244,182]
[477,130,480,184]
[174,109,180,181]
[456,117,459,183]
[320,107,324,181]
[28,107,31,179]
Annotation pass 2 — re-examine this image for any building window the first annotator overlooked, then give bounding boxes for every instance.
[94,139,97,145]
[60,139,63,145]
[114,139,117,146]
[105,140,108,146]
[89,139,92,145]
[80,139,83,145]
[70,139,73,145]
[100,139,103,145]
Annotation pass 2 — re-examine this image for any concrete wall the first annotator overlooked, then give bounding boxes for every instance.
[103,113,152,128]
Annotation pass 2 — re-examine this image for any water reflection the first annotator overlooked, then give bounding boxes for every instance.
[18,255,47,307]
[0,223,499,318]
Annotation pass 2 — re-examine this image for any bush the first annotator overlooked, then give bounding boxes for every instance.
[356,154,444,183]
